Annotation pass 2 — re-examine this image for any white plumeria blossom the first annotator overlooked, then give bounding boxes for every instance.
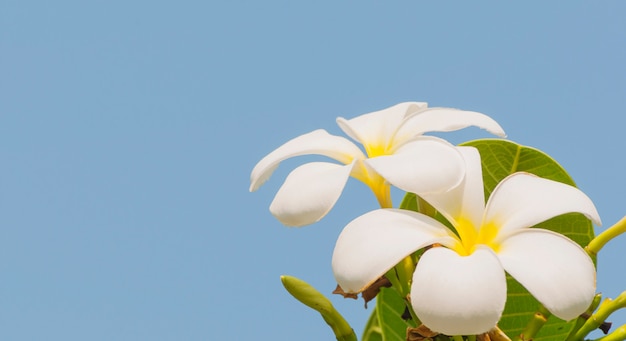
[249,102,506,227]
[332,147,601,335]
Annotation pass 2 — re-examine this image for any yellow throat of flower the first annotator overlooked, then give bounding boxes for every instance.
[351,162,391,208]
[453,217,500,256]
[364,143,389,159]
[351,142,393,209]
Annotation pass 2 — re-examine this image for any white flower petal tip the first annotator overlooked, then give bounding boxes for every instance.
[498,229,596,321]
[332,209,455,293]
[486,173,602,237]
[335,102,429,144]
[398,107,507,139]
[249,164,276,192]
[269,162,353,227]
[411,247,507,335]
[249,129,364,192]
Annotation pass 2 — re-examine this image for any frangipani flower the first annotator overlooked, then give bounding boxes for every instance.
[332,147,601,335]
[249,102,505,227]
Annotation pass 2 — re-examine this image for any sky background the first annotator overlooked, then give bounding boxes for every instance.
[1,1,625,340]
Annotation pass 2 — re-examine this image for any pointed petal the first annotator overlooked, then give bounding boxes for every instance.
[420,146,485,229]
[269,162,353,227]
[411,247,507,335]
[365,137,465,195]
[336,102,428,147]
[250,129,364,192]
[332,209,456,293]
[484,173,602,238]
[497,229,596,320]
[394,107,506,145]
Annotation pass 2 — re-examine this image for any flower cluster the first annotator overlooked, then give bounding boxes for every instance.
[250,102,505,226]
[332,147,599,335]
[250,102,601,337]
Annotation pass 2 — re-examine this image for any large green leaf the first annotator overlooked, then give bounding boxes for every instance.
[375,287,416,341]
[460,139,595,341]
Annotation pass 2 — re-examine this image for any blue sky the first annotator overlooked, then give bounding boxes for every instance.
[1,1,625,340]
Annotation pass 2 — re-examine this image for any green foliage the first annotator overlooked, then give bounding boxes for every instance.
[377,288,417,340]
[363,288,417,341]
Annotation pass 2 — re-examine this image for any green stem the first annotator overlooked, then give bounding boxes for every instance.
[453,335,465,341]
[565,294,603,341]
[573,291,626,341]
[468,334,477,341]
[281,275,357,341]
[513,305,551,341]
[490,326,512,341]
[586,216,626,256]
[593,324,626,341]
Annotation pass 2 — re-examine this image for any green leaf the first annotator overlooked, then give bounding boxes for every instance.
[460,139,595,341]
[374,287,417,341]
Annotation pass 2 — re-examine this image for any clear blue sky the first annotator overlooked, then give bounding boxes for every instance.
[1,2,625,340]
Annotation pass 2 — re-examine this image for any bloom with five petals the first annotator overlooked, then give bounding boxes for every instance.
[249,102,505,226]
[332,147,601,335]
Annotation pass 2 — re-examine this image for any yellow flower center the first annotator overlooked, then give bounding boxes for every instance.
[452,217,501,256]
[350,141,393,208]
[364,143,389,159]
[351,160,392,208]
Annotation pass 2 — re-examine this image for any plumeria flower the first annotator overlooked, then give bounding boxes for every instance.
[332,147,601,336]
[249,102,505,227]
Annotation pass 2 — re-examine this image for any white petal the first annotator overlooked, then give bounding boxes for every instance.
[365,137,465,195]
[497,229,596,321]
[484,173,602,238]
[394,107,506,145]
[411,247,507,335]
[332,209,456,293]
[250,129,364,192]
[420,146,485,229]
[270,162,353,227]
[336,102,428,147]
